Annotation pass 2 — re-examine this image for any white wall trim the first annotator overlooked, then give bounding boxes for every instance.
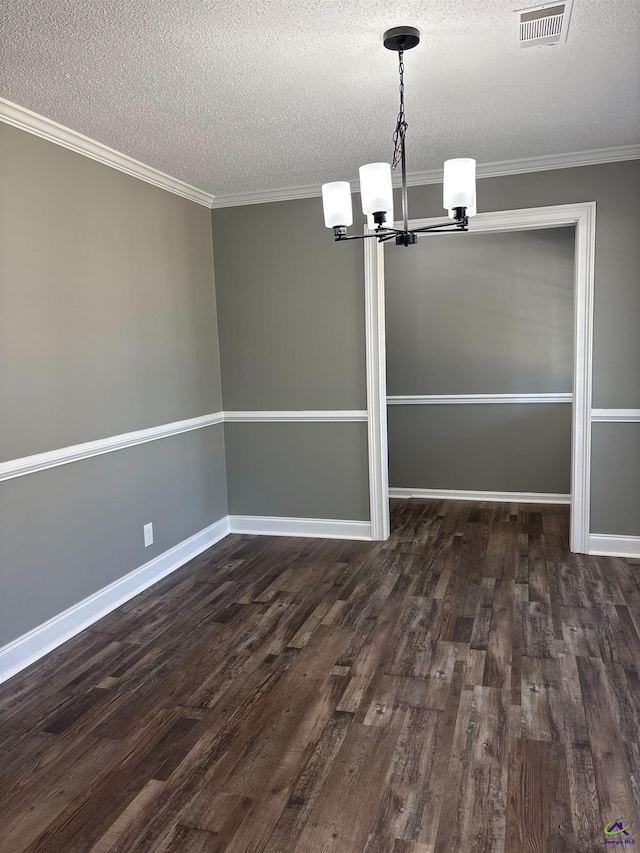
[412,145,640,184]
[571,203,596,554]
[588,534,640,558]
[0,412,225,482]
[366,202,596,554]
[209,145,640,208]
[591,409,640,423]
[211,183,328,208]
[0,97,215,208]
[364,229,390,541]
[389,488,571,505]
[0,517,230,684]
[228,515,372,540]
[387,393,572,406]
[0,410,371,482]
[223,410,367,423]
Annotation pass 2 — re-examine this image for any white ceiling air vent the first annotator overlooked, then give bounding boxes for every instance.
[517,0,573,47]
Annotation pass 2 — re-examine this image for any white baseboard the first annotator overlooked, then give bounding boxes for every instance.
[389,487,571,505]
[0,517,230,685]
[228,515,372,540]
[588,534,640,558]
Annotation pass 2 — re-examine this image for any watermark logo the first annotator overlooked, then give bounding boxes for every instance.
[604,819,636,845]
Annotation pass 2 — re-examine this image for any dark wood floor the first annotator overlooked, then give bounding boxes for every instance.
[1,500,639,852]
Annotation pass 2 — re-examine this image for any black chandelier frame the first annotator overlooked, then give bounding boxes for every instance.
[332,26,469,248]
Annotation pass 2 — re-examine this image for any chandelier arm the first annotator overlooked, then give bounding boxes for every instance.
[334,231,394,242]
[414,229,470,235]
[334,221,468,243]
[411,221,469,234]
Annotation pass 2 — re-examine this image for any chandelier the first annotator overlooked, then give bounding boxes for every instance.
[321,26,477,247]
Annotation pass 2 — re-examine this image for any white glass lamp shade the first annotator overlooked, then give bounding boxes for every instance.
[322,182,353,228]
[443,158,476,212]
[367,207,394,230]
[359,162,394,217]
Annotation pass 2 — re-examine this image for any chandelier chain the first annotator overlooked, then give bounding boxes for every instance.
[392,49,407,171]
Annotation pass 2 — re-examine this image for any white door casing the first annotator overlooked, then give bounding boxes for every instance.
[364,203,596,553]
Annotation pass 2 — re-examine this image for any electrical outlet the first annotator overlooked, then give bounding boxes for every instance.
[143,522,153,547]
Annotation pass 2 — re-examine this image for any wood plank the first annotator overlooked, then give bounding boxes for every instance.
[372,708,441,841]
[292,723,401,853]
[521,655,589,744]
[437,686,510,852]
[506,738,572,853]
[416,660,470,848]
[262,711,352,853]
[216,675,348,853]
[483,577,514,689]
[576,655,640,833]
[88,780,165,853]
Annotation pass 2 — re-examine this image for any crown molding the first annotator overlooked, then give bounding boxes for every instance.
[210,183,325,209]
[2,97,637,211]
[409,145,640,185]
[210,144,640,208]
[0,97,215,208]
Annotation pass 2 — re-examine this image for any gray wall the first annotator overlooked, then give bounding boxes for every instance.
[211,160,639,536]
[1,126,223,460]
[591,423,640,537]
[386,229,575,395]
[388,405,572,494]
[0,124,227,645]
[211,197,369,523]
[386,228,574,493]
[212,198,366,411]
[224,422,370,520]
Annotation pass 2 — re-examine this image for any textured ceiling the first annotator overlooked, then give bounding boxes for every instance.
[1,0,639,196]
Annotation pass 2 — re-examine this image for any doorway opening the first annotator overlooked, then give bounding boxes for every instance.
[364,203,596,553]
